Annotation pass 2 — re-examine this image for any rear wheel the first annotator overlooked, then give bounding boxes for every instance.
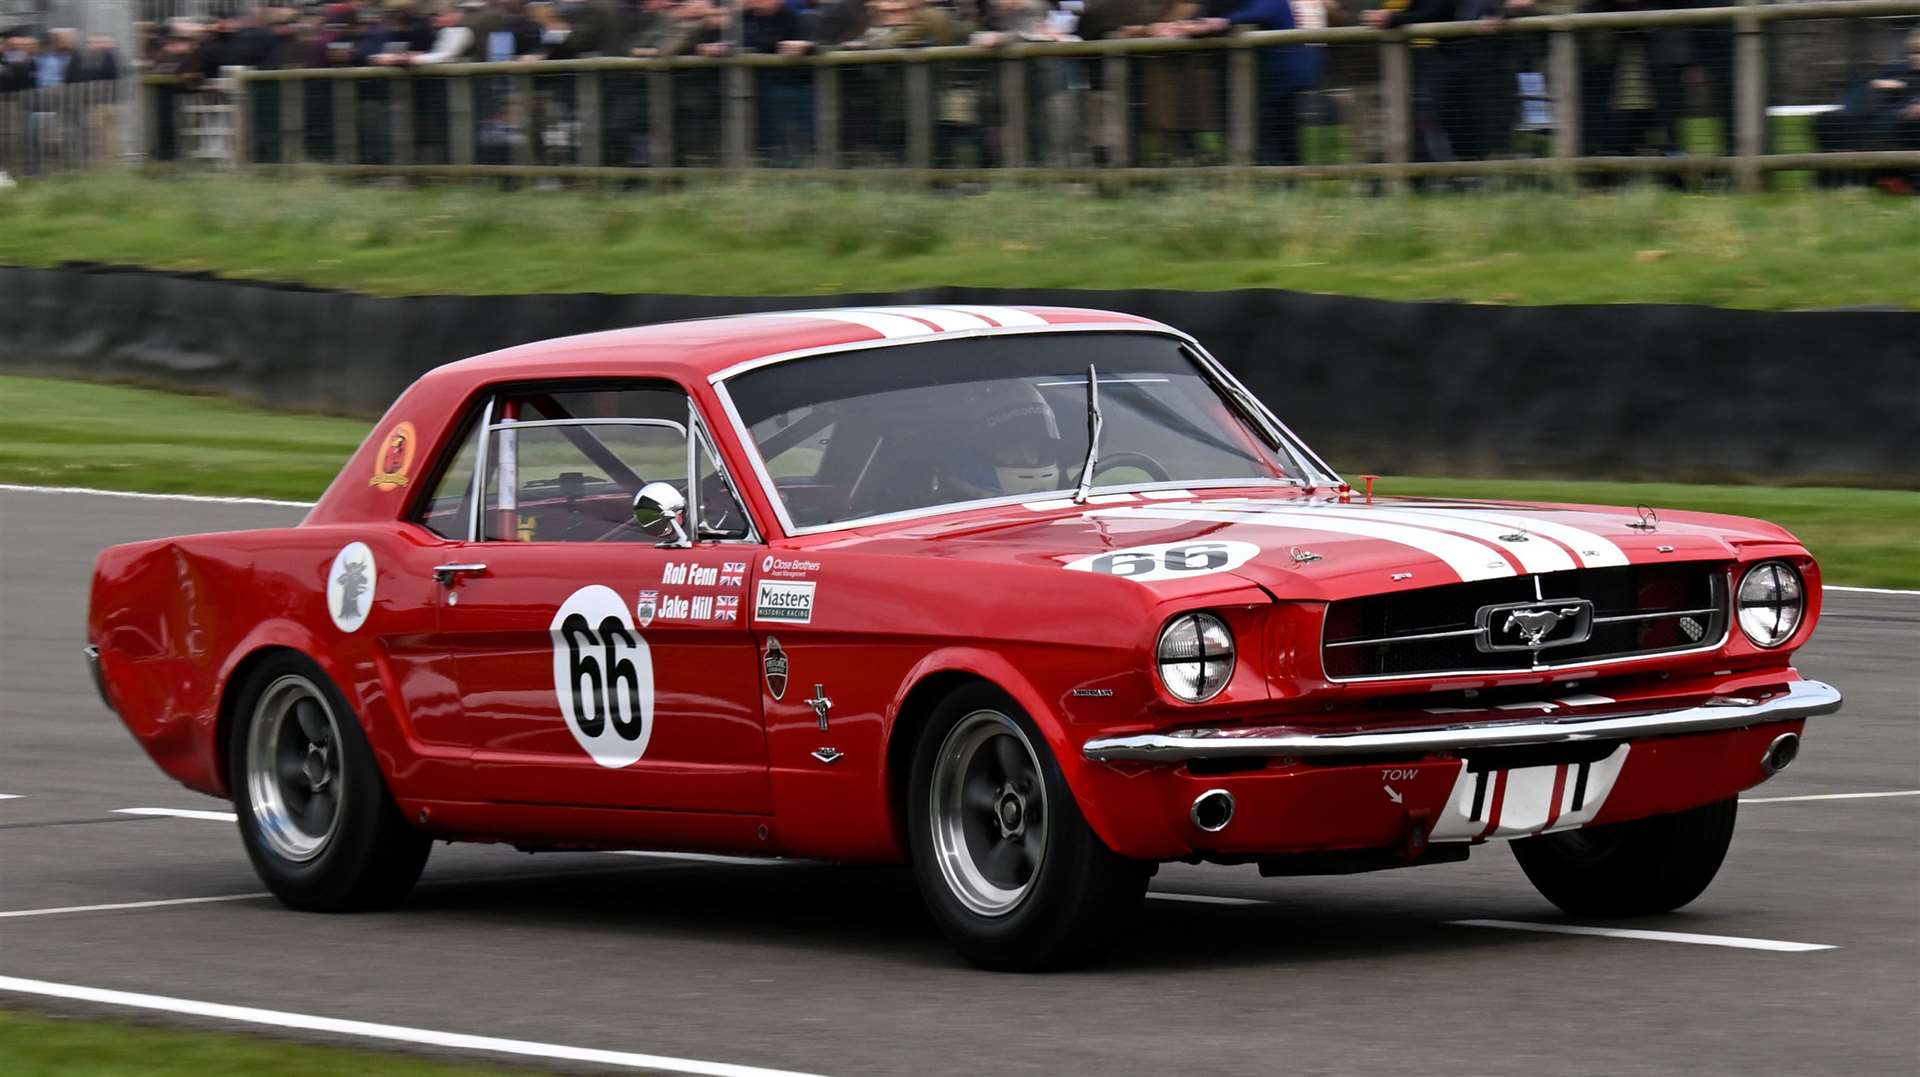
[1511,798,1738,917]
[907,684,1150,971]
[229,653,430,911]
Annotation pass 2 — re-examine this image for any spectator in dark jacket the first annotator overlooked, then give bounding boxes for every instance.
[1194,0,1320,164]
[71,33,122,83]
[1815,29,1920,192]
[1,32,36,93]
[1364,0,1459,162]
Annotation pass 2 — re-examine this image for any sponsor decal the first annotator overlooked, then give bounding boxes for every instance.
[755,579,817,624]
[1062,539,1260,583]
[636,590,658,627]
[325,542,376,633]
[661,561,719,587]
[368,421,417,490]
[761,555,822,578]
[763,637,789,700]
[550,585,654,769]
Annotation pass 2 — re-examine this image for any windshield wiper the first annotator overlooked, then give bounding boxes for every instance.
[1072,363,1102,505]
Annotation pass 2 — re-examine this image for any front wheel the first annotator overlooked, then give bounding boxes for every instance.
[907,685,1150,971]
[229,653,431,911]
[1510,798,1738,918]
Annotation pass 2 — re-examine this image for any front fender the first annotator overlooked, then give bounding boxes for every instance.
[883,646,1187,862]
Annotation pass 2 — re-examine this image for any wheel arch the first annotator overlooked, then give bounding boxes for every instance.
[880,648,1112,858]
[212,624,366,799]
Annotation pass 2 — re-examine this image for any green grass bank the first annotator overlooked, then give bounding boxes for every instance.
[3,173,1920,308]
[0,1009,542,1077]
[3,376,1912,587]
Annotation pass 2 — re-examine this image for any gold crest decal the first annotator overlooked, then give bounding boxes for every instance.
[370,421,417,490]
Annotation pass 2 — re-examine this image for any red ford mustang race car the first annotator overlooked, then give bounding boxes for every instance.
[87,305,1841,970]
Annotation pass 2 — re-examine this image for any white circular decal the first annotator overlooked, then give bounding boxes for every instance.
[1063,540,1261,583]
[325,542,376,633]
[550,585,655,768]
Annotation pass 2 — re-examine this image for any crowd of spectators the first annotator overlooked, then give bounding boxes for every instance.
[2,28,123,92]
[5,1,1917,174]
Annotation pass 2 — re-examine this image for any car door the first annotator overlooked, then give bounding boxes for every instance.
[432,381,769,814]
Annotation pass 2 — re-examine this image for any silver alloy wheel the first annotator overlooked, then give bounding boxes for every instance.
[929,709,1049,917]
[246,674,345,863]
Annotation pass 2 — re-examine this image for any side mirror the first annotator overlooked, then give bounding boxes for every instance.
[632,482,690,547]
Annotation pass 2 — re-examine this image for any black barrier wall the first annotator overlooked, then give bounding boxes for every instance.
[2,265,1914,487]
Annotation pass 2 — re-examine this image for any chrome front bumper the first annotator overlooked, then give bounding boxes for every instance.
[1082,680,1841,763]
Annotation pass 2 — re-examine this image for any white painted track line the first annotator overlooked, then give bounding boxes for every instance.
[114,807,238,822]
[1149,892,1267,907]
[1450,919,1835,952]
[0,794,20,800]
[0,483,314,508]
[1743,789,1920,804]
[0,975,827,1077]
[605,850,794,867]
[0,893,268,920]
[1823,584,1920,597]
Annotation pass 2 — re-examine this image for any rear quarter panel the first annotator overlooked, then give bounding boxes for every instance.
[88,524,455,800]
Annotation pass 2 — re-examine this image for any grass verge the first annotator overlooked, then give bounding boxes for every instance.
[3,375,1912,586]
[0,1009,540,1077]
[3,172,1920,308]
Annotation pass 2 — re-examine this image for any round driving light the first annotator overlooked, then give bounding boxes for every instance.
[1737,560,1804,648]
[1157,613,1235,703]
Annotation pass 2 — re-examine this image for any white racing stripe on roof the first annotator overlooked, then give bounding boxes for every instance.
[936,304,1050,327]
[1416,506,1631,568]
[1099,506,1517,582]
[777,310,939,340]
[1256,504,1576,575]
[870,306,996,331]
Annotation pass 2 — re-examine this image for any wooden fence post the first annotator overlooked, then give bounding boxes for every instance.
[1734,10,1767,191]
[1381,36,1410,192]
[906,61,933,170]
[449,74,474,165]
[577,71,602,167]
[333,77,355,164]
[1549,30,1580,184]
[815,63,840,169]
[1229,45,1255,168]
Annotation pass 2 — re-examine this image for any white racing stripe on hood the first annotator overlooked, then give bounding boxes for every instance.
[1414,506,1631,568]
[1099,506,1518,582]
[778,310,939,339]
[1261,504,1578,575]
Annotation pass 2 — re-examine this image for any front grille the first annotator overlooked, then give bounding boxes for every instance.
[1321,563,1727,681]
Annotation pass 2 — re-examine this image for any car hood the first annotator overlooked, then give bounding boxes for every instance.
[816,488,1798,602]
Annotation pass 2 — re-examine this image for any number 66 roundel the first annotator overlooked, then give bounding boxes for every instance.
[550,585,655,768]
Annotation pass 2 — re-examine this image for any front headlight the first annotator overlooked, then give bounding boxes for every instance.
[1737,560,1804,648]
[1157,612,1235,703]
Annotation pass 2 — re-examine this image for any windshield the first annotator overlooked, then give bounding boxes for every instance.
[722,332,1307,530]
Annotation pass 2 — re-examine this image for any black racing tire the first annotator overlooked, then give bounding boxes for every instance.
[1510,798,1739,918]
[907,683,1151,972]
[228,652,431,912]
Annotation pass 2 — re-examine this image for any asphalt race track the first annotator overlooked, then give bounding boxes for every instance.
[2,486,1915,1076]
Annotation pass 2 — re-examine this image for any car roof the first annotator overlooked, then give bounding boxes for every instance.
[431,305,1172,388]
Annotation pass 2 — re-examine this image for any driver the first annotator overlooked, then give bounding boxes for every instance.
[936,380,1066,498]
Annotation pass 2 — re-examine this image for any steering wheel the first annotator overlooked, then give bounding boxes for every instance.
[1090,450,1171,486]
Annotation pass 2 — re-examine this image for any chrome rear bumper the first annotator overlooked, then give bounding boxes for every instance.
[1082,680,1841,763]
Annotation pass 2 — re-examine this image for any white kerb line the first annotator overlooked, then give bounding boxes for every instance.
[1823,584,1920,597]
[0,483,314,509]
[1450,919,1834,952]
[0,975,829,1077]
[0,893,268,920]
[1742,789,1920,804]
[113,807,238,822]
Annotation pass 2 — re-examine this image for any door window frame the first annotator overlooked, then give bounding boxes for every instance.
[413,382,761,546]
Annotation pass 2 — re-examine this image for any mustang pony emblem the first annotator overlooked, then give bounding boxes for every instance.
[1503,606,1584,647]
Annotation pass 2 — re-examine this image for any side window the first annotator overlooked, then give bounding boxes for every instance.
[417,421,482,540]
[448,381,759,545]
[483,420,686,543]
